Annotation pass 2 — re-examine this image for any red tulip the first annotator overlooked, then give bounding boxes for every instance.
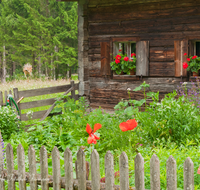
[119,119,138,132]
[86,123,102,144]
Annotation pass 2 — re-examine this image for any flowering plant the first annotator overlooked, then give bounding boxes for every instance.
[110,51,136,75]
[183,53,200,73]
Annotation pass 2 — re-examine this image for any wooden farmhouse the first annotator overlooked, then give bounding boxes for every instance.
[60,0,200,109]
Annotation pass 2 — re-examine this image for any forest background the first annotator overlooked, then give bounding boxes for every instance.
[0,0,78,83]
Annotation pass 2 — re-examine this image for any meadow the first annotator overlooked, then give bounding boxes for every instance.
[1,78,200,189]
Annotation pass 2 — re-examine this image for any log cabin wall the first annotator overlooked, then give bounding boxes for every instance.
[85,0,200,109]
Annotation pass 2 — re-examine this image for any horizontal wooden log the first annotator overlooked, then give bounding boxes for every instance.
[150,47,174,62]
[149,62,175,76]
[18,83,79,98]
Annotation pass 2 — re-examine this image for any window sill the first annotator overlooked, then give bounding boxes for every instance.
[112,74,140,81]
[189,76,200,82]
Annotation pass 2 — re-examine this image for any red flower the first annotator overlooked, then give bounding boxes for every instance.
[131,53,136,57]
[183,62,188,69]
[115,59,120,64]
[192,55,197,59]
[187,58,190,61]
[119,119,138,132]
[115,55,121,60]
[198,165,200,174]
[124,57,129,61]
[119,49,122,52]
[184,53,187,56]
[86,123,102,144]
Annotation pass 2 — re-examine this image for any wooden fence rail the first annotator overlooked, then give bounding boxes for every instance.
[0,81,79,121]
[0,142,195,190]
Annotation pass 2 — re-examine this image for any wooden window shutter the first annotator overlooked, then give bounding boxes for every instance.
[174,40,188,77]
[136,41,149,76]
[100,42,111,76]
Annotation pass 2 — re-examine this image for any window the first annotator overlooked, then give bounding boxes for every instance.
[114,42,136,58]
[194,41,200,56]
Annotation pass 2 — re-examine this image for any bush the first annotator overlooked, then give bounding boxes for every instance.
[0,106,20,140]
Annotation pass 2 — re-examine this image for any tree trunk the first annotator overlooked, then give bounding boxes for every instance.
[1,46,6,83]
[38,56,41,77]
[54,46,58,80]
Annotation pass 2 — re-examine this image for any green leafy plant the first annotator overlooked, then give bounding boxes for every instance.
[183,53,200,73]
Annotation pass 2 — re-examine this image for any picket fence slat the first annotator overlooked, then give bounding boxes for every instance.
[64,148,73,190]
[0,91,3,106]
[17,144,26,190]
[9,90,12,94]
[6,143,15,190]
[4,91,7,105]
[0,133,5,190]
[77,148,86,190]
[184,157,194,190]
[135,153,145,190]
[52,147,61,190]
[91,149,100,190]
[40,146,49,190]
[105,151,114,190]
[120,152,129,190]
[150,154,160,190]
[28,145,37,190]
[167,155,177,190]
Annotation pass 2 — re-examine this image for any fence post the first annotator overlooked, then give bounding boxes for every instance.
[17,144,26,190]
[64,148,73,190]
[28,145,37,190]
[0,91,3,106]
[91,149,100,190]
[4,91,7,106]
[70,80,76,99]
[166,155,177,190]
[13,88,21,117]
[40,146,49,190]
[6,143,15,190]
[0,133,5,190]
[77,148,86,190]
[105,151,114,190]
[184,157,194,190]
[120,152,129,190]
[135,153,145,190]
[150,154,160,190]
[52,147,61,190]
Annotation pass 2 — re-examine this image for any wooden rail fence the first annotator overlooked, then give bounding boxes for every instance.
[0,81,79,121]
[0,142,195,190]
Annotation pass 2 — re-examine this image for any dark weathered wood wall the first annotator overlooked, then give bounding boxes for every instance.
[85,0,200,108]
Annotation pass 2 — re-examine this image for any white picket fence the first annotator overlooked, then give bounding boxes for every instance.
[0,142,195,190]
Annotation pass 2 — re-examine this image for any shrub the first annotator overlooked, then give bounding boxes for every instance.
[0,106,20,140]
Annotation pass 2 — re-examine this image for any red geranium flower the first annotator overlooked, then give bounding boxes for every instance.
[183,62,188,69]
[119,119,138,132]
[197,165,200,174]
[124,57,129,61]
[115,55,121,60]
[131,53,136,57]
[192,55,197,59]
[184,53,187,56]
[187,58,190,61]
[119,49,122,52]
[115,59,120,64]
[86,123,102,144]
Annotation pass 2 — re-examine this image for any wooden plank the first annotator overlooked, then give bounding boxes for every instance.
[4,91,7,105]
[77,148,86,190]
[40,146,49,190]
[18,84,77,98]
[105,151,114,190]
[101,41,112,76]
[71,81,76,100]
[119,152,129,190]
[52,147,61,190]
[135,153,145,190]
[166,155,177,190]
[136,41,149,76]
[28,145,37,190]
[150,154,160,190]
[6,143,15,190]
[0,133,5,190]
[184,157,194,190]
[64,148,73,190]
[0,91,3,106]
[17,144,26,190]
[150,47,174,62]
[149,62,175,77]
[91,149,100,190]
[21,110,47,121]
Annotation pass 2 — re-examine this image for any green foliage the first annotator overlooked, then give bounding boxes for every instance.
[0,106,20,140]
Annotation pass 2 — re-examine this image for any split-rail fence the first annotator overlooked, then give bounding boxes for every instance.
[0,81,79,121]
[0,141,195,190]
